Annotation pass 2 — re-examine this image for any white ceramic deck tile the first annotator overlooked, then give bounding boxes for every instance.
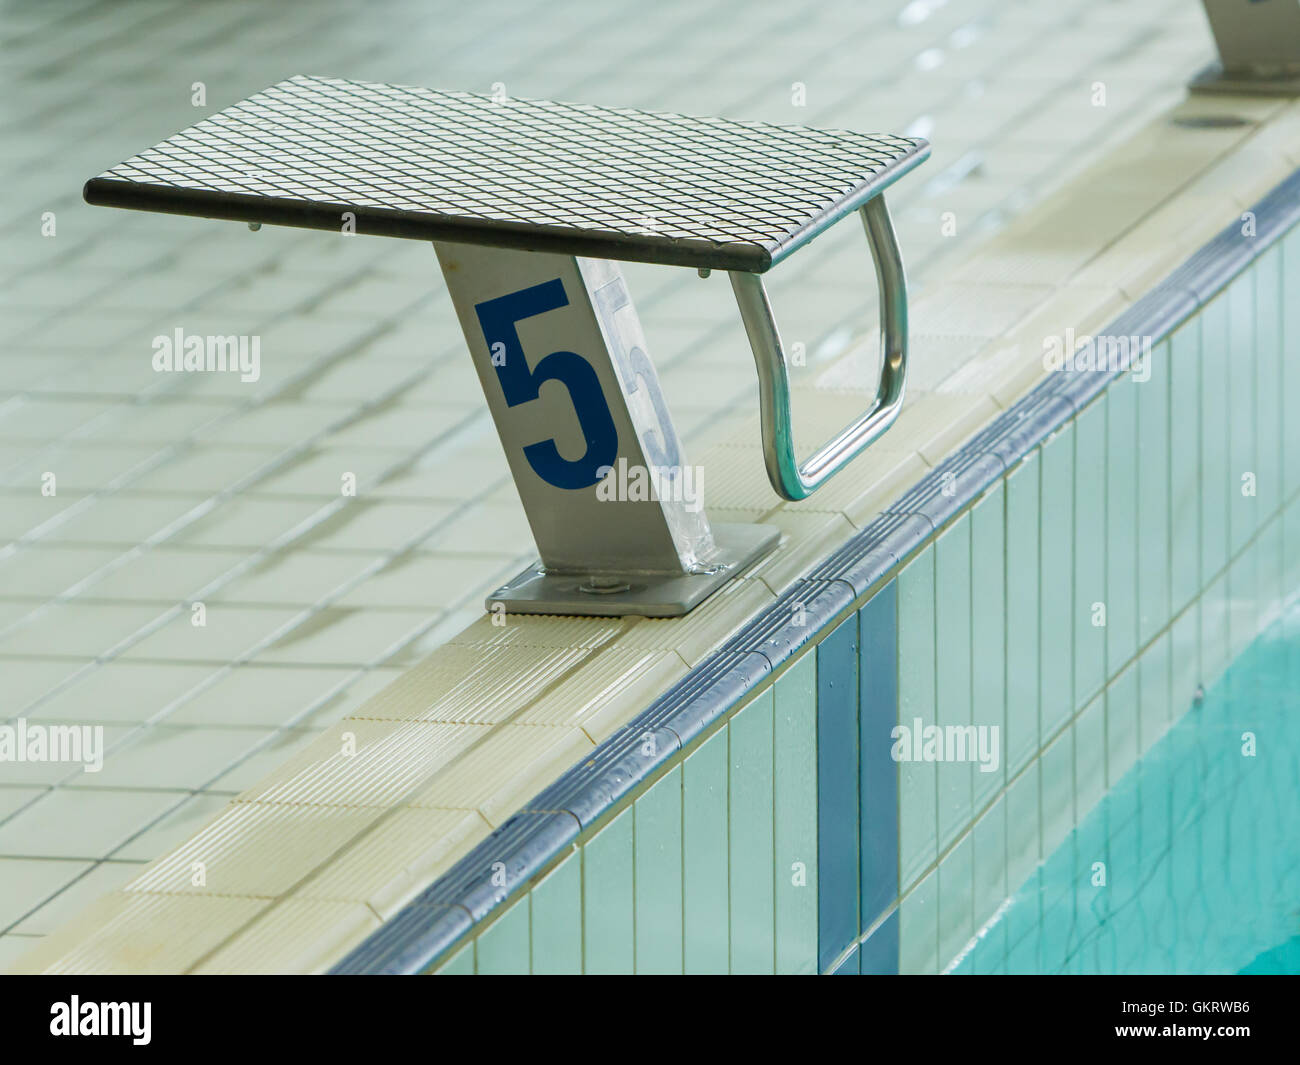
[37,493,217,547]
[0,546,123,598]
[331,553,516,610]
[207,549,382,607]
[0,858,95,930]
[9,892,270,974]
[115,605,305,664]
[0,786,45,823]
[10,860,146,936]
[165,664,404,729]
[0,936,40,970]
[0,788,183,861]
[0,657,109,717]
[0,602,167,659]
[61,725,275,791]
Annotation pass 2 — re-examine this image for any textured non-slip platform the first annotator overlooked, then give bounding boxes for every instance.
[84,74,927,271]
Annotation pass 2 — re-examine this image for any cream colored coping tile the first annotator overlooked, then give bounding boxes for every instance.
[346,641,595,723]
[509,650,688,739]
[19,90,1300,978]
[237,719,491,807]
[191,898,381,974]
[296,807,489,919]
[123,801,389,897]
[9,892,268,974]
[448,613,624,650]
[717,509,856,596]
[613,575,776,666]
[408,724,594,822]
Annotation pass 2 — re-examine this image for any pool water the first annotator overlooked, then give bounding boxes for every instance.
[956,601,1300,975]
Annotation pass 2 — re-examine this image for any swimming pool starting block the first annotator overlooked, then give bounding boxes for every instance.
[84,75,927,617]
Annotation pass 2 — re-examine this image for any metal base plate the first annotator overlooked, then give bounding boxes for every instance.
[486,522,780,618]
[1189,62,1300,96]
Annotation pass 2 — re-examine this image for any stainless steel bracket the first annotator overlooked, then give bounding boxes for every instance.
[1190,0,1300,96]
[730,196,908,502]
[436,242,778,618]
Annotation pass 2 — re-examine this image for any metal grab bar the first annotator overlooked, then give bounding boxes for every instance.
[730,195,908,501]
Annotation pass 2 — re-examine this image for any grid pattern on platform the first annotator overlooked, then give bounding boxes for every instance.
[90,75,925,266]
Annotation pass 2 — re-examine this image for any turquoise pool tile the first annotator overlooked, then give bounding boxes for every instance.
[728,690,775,974]
[1005,759,1040,898]
[1005,868,1043,974]
[859,908,900,974]
[433,942,473,975]
[1039,727,1074,861]
[971,484,1007,812]
[1200,570,1230,690]
[938,828,974,971]
[1286,497,1300,599]
[1227,539,1258,664]
[1281,228,1300,503]
[897,546,937,893]
[1040,424,1075,741]
[1038,836,1076,973]
[1005,455,1041,776]
[1105,662,1138,791]
[774,653,818,974]
[682,726,729,974]
[970,794,1008,974]
[529,851,582,974]
[817,614,859,969]
[1254,246,1283,522]
[935,514,973,852]
[1137,629,1171,758]
[1135,339,1171,647]
[1170,601,1200,721]
[898,867,939,974]
[1227,270,1258,557]
[1107,808,1142,911]
[1256,512,1284,626]
[1199,293,1230,587]
[1106,376,1139,673]
[474,895,530,974]
[634,766,683,974]
[1168,322,1201,614]
[1073,693,1105,823]
[1073,398,1107,711]
[858,582,898,934]
[582,806,635,974]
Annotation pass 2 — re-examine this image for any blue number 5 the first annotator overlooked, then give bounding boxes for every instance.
[475,279,618,490]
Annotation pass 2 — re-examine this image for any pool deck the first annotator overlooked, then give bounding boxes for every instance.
[3,0,1297,972]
